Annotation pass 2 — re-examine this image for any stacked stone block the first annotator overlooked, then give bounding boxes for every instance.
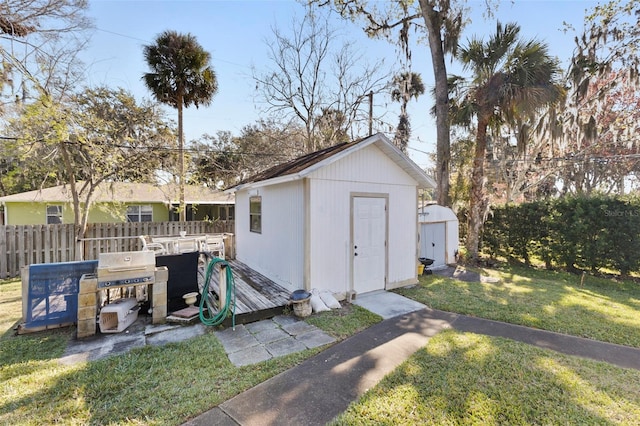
[151,267,168,324]
[76,266,168,339]
[77,274,98,339]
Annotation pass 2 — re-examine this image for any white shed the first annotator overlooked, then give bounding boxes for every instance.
[228,133,436,299]
[418,204,459,269]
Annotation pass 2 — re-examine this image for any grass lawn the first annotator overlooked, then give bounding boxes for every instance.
[395,264,640,348]
[333,265,640,425]
[3,264,640,425]
[0,278,380,425]
[332,330,640,425]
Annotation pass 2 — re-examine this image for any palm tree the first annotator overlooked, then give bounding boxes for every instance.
[448,22,563,260]
[143,30,218,221]
[391,72,425,153]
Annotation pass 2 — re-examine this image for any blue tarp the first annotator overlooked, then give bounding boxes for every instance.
[26,260,98,328]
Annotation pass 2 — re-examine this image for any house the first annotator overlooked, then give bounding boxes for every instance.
[0,182,234,225]
[228,133,436,298]
[418,204,459,269]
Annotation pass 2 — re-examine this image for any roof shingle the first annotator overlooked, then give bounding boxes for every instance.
[0,182,234,204]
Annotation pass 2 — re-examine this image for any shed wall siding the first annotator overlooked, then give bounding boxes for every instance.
[386,185,419,288]
[307,179,350,295]
[235,142,421,296]
[235,181,304,291]
[309,144,417,186]
[310,163,418,293]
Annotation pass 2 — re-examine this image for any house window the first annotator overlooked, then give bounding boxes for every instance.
[46,205,62,224]
[249,196,261,233]
[220,205,235,220]
[127,205,153,222]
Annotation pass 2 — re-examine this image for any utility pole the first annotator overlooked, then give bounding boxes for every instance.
[368,91,373,136]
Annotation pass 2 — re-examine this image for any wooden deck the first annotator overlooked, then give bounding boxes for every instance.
[197,257,292,325]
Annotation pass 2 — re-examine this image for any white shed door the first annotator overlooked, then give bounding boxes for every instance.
[421,222,446,267]
[353,197,386,294]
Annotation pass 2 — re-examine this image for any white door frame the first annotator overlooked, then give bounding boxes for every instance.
[350,193,389,295]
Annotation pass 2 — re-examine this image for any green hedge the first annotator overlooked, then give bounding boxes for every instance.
[482,196,640,275]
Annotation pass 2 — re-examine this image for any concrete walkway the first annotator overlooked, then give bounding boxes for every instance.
[184,295,640,426]
[213,315,335,367]
[60,320,209,365]
[352,290,428,319]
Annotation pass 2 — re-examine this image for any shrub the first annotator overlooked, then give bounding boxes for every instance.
[482,195,640,275]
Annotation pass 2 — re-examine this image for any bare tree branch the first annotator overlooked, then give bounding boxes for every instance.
[253,6,389,152]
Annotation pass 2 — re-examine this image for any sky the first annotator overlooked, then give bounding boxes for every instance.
[79,0,601,169]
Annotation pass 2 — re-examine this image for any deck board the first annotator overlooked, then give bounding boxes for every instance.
[197,257,291,321]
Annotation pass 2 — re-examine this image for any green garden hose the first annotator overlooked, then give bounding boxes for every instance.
[199,257,236,328]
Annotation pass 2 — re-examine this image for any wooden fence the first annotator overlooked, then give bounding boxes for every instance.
[0,220,235,279]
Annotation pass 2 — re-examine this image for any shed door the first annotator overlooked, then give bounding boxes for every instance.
[352,197,387,294]
[420,222,446,267]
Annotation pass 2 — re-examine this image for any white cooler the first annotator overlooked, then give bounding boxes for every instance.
[99,298,139,333]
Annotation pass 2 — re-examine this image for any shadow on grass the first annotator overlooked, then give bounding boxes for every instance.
[0,292,380,425]
[0,296,23,305]
[1,319,20,340]
[0,332,241,425]
[219,313,438,426]
[334,331,640,424]
[0,327,74,394]
[0,325,72,364]
[1,329,330,426]
[397,265,640,348]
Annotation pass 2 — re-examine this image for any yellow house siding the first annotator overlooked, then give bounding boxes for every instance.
[87,202,169,223]
[3,202,169,225]
[151,204,170,222]
[4,202,53,225]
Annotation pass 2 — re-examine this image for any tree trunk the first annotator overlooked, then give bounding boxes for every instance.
[396,93,409,152]
[178,96,186,222]
[59,140,85,260]
[466,113,490,261]
[419,0,451,207]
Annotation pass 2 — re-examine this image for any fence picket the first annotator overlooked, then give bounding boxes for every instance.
[0,228,6,276]
[0,220,234,279]
[9,226,17,275]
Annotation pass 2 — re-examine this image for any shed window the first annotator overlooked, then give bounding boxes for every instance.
[127,205,153,222]
[249,196,261,233]
[46,205,62,224]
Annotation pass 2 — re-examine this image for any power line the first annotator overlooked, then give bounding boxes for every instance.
[0,135,291,157]
[5,123,640,164]
[95,28,149,44]
[4,135,639,162]
[94,27,250,69]
[407,146,432,156]
[406,144,640,163]
[490,153,640,163]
